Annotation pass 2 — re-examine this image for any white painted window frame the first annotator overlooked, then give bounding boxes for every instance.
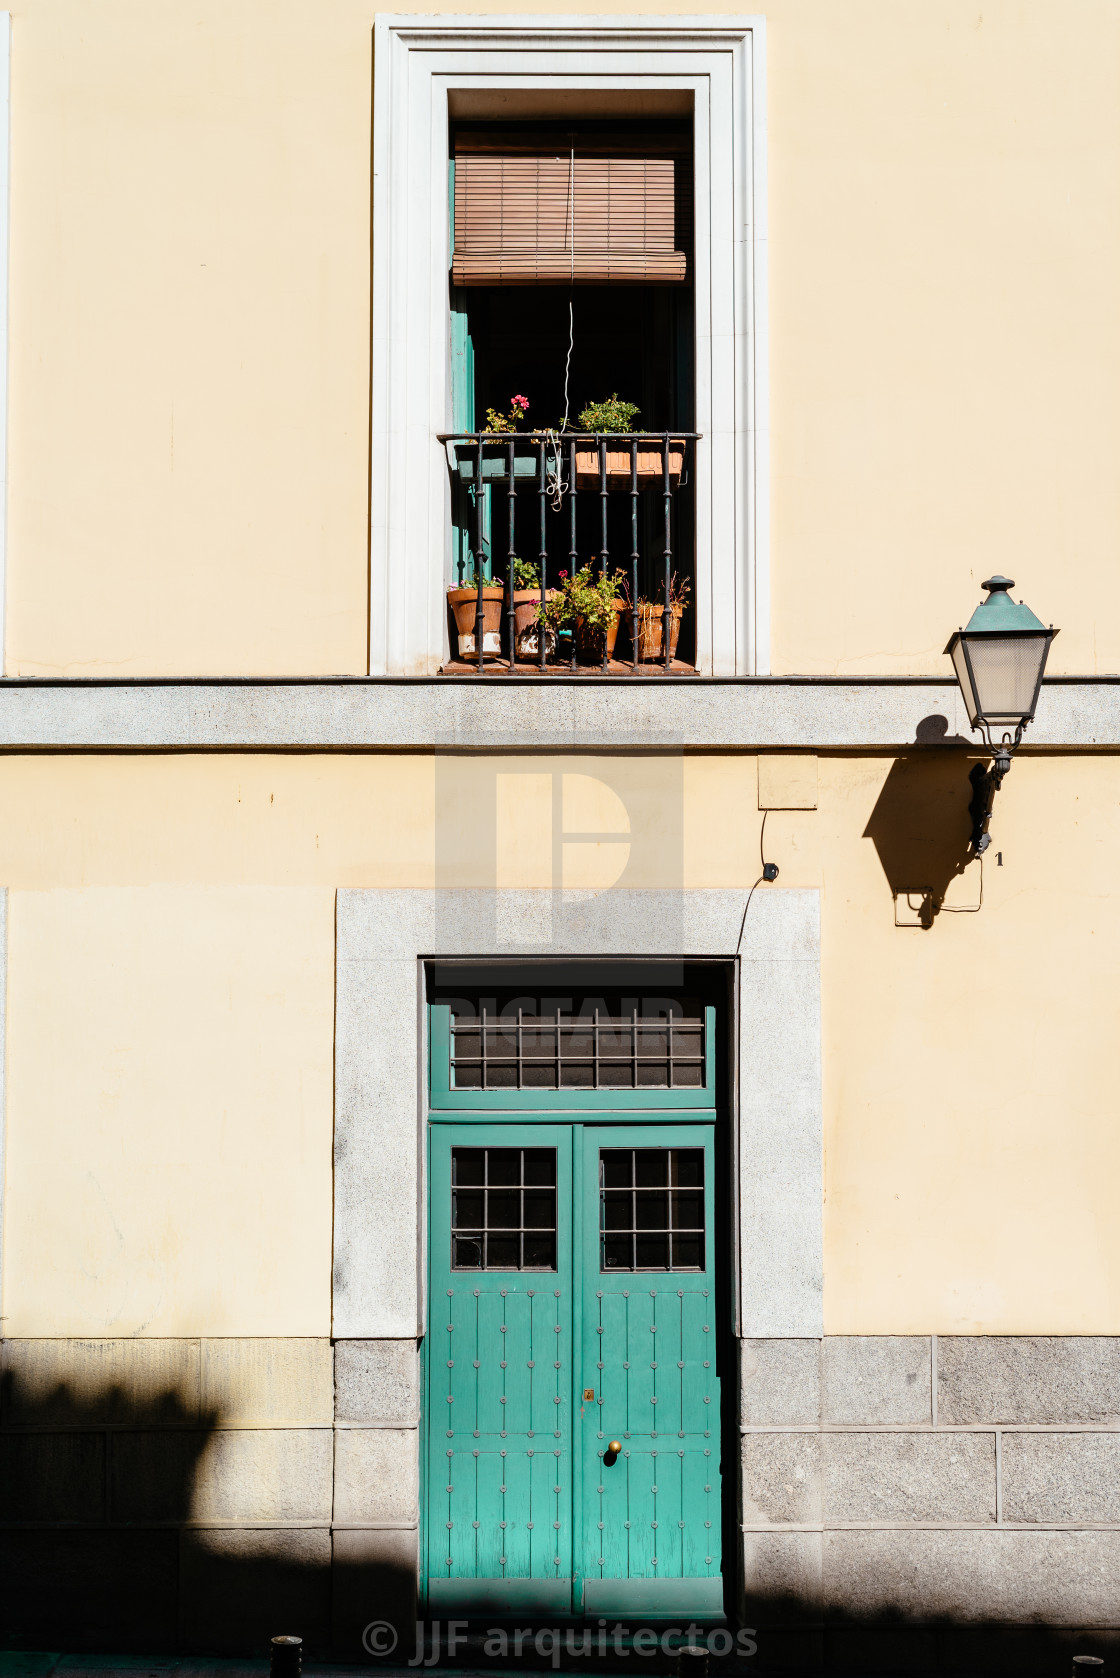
[369,15,769,678]
[0,16,10,675]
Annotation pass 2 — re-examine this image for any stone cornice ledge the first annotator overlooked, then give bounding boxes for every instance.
[0,678,1115,750]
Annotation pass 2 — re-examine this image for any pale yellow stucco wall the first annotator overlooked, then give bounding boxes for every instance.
[7,0,1119,675]
[1,751,1118,1336]
[2,882,336,1336]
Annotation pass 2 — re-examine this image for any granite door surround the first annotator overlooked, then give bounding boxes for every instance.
[332,887,823,1342]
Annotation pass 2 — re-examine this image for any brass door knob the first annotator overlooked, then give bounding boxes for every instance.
[608,1441,622,1454]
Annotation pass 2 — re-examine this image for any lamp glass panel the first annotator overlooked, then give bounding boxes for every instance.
[962,633,1048,724]
[950,639,979,727]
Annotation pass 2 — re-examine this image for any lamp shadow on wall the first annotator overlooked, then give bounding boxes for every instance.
[862,719,979,929]
[0,1365,413,1659]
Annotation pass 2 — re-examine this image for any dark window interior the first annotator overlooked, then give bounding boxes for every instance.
[600,1147,705,1271]
[450,117,696,665]
[447,989,705,1092]
[452,1146,558,1270]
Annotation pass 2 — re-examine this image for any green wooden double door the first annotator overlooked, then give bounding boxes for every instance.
[425,1121,722,1620]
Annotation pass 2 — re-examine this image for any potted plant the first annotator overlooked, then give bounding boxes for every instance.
[538,564,628,664]
[454,395,537,484]
[635,573,691,662]
[510,558,559,657]
[573,394,686,491]
[484,394,530,433]
[447,568,505,661]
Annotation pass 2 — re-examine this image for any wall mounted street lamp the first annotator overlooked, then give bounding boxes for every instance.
[945,576,1058,854]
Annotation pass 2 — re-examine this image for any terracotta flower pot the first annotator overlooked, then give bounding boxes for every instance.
[635,600,685,662]
[512,588,558,658]
[575,440,686,492]
[574,599,627,664]
[448,586,504,660]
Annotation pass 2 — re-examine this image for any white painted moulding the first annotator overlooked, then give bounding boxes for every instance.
[369,15,768,677]
[0,680,1115,748]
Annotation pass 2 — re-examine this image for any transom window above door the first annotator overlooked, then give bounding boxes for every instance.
[452,1004,704,1091]
[429,967,720,1111]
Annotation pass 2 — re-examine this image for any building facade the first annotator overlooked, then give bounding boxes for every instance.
[2,1,1120,1668]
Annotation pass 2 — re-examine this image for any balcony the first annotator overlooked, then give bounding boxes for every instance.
[440,431,701,676]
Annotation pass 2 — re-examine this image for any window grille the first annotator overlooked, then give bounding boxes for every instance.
[450,1004,705,1091]
[451,1146,558,1271]
[599,1147,705,1272]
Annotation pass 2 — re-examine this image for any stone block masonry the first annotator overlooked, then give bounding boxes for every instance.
[5,1333,1120,1666]
[0,1336,418,1657]
[740,1336,1120,1670]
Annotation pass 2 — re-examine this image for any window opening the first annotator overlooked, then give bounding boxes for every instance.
[599,1147,705,1271]
[450,998,705,1091]
[445,116,697,673]
[451,1146,558,1270]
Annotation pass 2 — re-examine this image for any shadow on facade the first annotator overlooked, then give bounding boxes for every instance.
[2,1363,1115,1672]
[863,744,978,927]
[740,1586,1118,1677]
[0,1365,415,1660]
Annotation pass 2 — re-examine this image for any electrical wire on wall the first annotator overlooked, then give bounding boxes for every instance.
[939,853,984,914]
[736,810,780,954]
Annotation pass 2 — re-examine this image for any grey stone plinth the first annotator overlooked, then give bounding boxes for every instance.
[822,1337,931,1424]
[0,1431,106,1521]
[823,1431,995,1523]
[111,1430,207,1523]
[331,1527,419,1658]
[822,1529,1120,1625]
[1002,1432,1120,1523]
[333,1427,419,1525]
[743,1432,822,1525]
[741,1339,821,1426]
[200,1338,333,1425]
[825,1626,938,1674]
[742,1530,823,1619]
[190,1429,333,1522]
[938,1338,1120,1425]
[334,1339,420,1426]
[0,1528,179,1646]
[0,1337,201,1425]
[180,1528,332,1651]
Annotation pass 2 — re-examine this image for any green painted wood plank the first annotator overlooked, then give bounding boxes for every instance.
[434,1086,715,1112]
[500,1446,531,1578]
[582,1576,724,1618]
[653,1445,684,1579]
[428,1578,572,1616]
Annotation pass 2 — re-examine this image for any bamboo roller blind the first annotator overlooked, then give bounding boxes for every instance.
[452,130,691,286]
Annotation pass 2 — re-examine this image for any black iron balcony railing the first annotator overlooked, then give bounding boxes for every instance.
[439,430,701,674]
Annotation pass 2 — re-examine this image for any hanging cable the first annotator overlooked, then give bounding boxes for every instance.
[561,146,575,431]
[544,427,568,511]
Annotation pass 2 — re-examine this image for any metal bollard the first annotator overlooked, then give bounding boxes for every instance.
[677,1647,709,1678]
[270,1635,302,1678]
[1073,1660,1104,1678]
